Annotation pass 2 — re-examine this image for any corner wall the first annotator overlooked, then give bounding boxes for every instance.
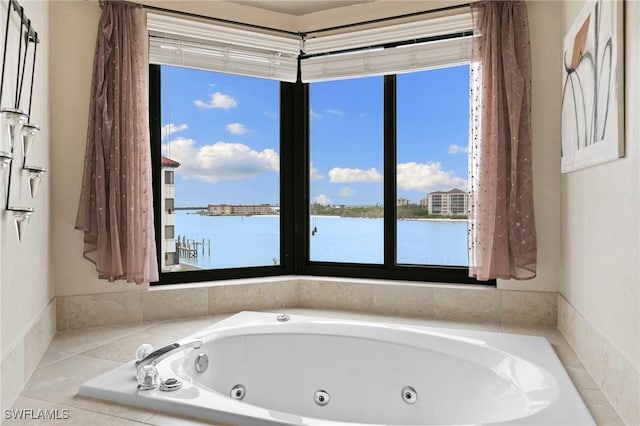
[558,1,640,424]
[1,0,54,412]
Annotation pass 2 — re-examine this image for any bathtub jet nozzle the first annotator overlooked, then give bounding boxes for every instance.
[401,386,418,404]
[231,384,246,400]
[314,390,330,406]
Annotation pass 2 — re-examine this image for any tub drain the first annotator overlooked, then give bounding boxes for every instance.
[401,386,417,404]
[230,384,246,400]
[314,390,330,406]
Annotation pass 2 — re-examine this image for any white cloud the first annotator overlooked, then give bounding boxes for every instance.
[448,144,469,154]
[310,110,322,120]
[339,187,355,197]
[397,162,467,192]
[194,92,237,109]
[310,162,324,180]
[163,138,278,183]
[161,123,187,140]
[313,194,332,205]
[264,111,277,119]
[226,122,247,135]
[325,109,344,117]
[328,167,383,183]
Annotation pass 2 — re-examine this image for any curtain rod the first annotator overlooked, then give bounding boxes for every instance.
[137,1,472,42]
[302,3,472,37]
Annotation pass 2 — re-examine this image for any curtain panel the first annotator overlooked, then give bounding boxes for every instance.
[468,0,537,281]
[76,1,158,284]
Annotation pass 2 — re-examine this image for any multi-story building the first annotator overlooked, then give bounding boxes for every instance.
[207,204,279,216]
[397,197,410,206]
[425,188,468,216]
[161,156,180,269]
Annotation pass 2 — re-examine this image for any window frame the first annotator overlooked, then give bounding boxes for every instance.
[149,64,293,285]
[149,65,493,286]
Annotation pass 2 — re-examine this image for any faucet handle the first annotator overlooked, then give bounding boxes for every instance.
[136,344,154,362]
[137,365,159,390]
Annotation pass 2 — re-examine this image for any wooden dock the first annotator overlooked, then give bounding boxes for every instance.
[176,236,210,260]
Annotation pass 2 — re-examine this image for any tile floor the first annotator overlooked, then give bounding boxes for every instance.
[6,309,625,425]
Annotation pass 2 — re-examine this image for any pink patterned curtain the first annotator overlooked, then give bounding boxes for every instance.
[75,1,158,284]
[468,0,537,281]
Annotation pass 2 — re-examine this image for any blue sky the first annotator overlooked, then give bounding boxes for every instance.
[161,64,469,207]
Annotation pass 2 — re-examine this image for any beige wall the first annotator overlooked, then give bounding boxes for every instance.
[1,0,51,362]
[52,0,564,297]
[558,0,639,375]
[1,0,52,408]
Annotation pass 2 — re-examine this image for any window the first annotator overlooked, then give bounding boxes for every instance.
[148,9,491,286]
[396,66,470,267]
[305,66,471,276]
[309,77,384,264]
[155,65,281,274]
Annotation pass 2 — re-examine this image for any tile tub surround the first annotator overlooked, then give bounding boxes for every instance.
[56,277,557,330]
[6,309,624,425]
[558,295,640,426]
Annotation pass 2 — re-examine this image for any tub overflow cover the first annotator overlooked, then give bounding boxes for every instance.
[195,353,209,373]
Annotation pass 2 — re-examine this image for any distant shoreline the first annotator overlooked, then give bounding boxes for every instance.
[182,211,467,221]
[310,215,467,222]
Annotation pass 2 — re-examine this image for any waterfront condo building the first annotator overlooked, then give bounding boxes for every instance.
[423,188,469,216]
[161,156,181,269]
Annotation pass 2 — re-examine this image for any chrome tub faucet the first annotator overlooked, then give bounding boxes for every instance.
[135,339,202,372]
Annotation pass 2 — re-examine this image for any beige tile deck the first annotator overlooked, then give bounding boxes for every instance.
[9,309,623,425]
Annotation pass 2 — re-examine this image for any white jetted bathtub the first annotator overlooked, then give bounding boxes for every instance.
[80,311,595,425]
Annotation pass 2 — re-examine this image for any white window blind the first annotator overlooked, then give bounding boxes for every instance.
[300,11,473,82]
[147,12,300,82]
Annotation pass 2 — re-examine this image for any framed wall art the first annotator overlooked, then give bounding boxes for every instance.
[561,0,624,173]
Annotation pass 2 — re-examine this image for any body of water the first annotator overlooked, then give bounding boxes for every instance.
[172,211,468,270]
